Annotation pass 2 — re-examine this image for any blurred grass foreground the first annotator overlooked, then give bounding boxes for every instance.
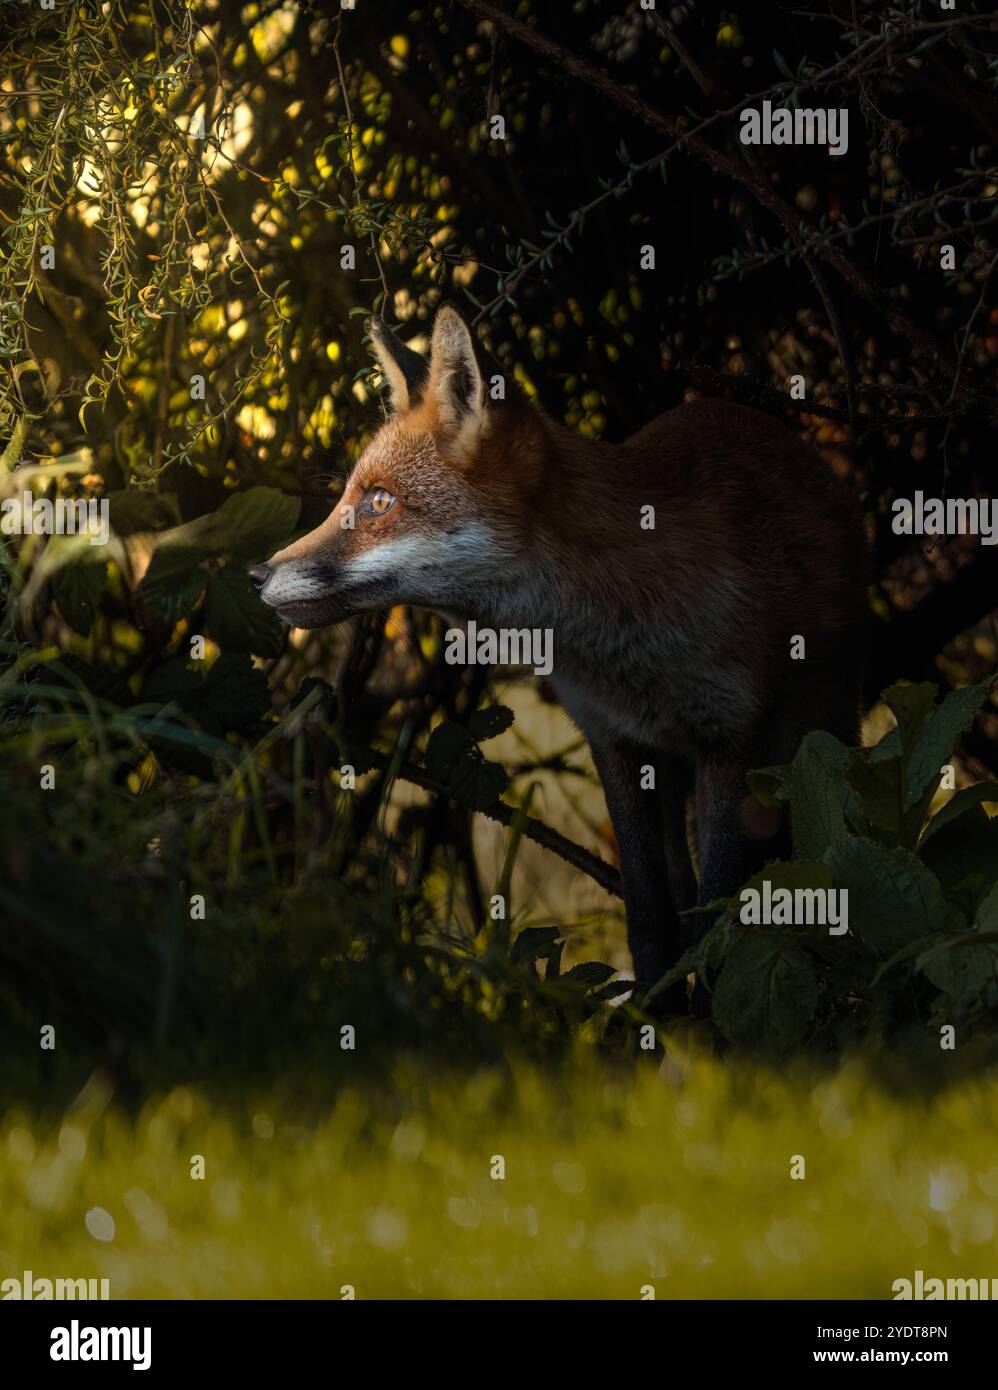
[4,1058,998,1300]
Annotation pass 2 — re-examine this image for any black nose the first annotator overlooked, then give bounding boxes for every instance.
[248,563,273,591]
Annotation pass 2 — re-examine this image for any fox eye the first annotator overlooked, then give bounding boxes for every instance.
[366,487,396,516]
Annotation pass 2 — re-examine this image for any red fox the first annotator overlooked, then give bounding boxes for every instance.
[252,305,866,1011]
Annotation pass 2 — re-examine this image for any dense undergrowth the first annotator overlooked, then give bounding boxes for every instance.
[3,644,997,1107]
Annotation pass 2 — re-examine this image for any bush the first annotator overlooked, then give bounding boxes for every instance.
[655,680,998,1054]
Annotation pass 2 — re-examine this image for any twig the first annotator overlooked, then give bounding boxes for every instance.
[453,0,961,377]
[153,312,178,473]
[333,15,391,312]
[939,245,998,495]
[356,746,623,898]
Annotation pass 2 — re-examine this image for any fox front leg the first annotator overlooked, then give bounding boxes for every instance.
[693,749,781,914]
[589,737,689,1013]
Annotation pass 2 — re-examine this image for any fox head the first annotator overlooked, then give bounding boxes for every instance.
[251,305,543,629]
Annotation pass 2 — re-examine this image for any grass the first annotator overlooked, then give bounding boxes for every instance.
[4,1049,998,1300]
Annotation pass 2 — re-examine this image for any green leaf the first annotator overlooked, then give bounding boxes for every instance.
[903,680,994,811]
[425,721,473,780]
[977,882,998,931]
[643,944,700,1007]
[563,961,617,987]
[137,560,206,626]
[747,762,791,807]
[107,489,178,536]
[881,682,939,742]
[920,782,998,844]
[697,916,737,985]
[868,726,903,764]
[49,652,132,708]
[847,747,904,838]
[919,805,998,913]
[824,836,947,953]
[867,683,995,844]
[204,566,285,656]
[468,704,514,742]
[197,651,272,733]
[448,748,508,811]
[139,487,301,607]
[916,921,998,1019]
[211,486,301,563]
[142,658,202,705]
[711,931,818,1051]
[510,926,561,966]
[869,932,945,987]
[772,49,795,81]
[141,653,271,735]
[790,730,855,859]
[139,519,224,579]
[733,859,834,918]
[52,556,107,636]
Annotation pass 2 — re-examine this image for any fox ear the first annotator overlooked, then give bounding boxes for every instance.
[427,305,484,459]
[370,317,429,415]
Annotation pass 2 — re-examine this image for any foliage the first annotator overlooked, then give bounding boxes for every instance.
[0,675,650,1108]
[4,655,997,1090]
[655,680,998,1054]
[424,707,511,811]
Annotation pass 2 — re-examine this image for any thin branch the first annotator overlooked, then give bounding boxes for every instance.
[939,245,998,494]
[452,0,965,377]
[357,746,623,898]
[333,16,391,312]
